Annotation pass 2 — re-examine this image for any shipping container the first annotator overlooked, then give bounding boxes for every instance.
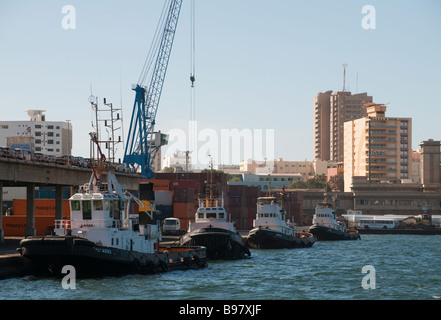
[154,191,173,206]
[2,187,27,201]
[178,218,191,231]
[139,183,154,200]
[173,202,195,219]
[2,216,55,236]
[170,179,200,191]
[227,196,242,207]
[172,188,195,203]
[141,179,170,191]
[155,205,173,222]
[12,199,70,217]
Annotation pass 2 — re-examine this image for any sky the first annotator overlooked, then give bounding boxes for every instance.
[1,0,440,168]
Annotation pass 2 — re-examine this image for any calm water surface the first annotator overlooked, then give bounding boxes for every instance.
[1,234,441,300]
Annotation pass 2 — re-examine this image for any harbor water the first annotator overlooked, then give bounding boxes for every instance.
[1,234,441,300]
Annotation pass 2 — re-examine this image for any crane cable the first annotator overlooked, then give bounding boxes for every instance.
[138,0,171,86]
[190,0,196,121]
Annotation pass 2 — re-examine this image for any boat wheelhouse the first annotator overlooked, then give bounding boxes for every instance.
[309,198,360,241]
[247,196,315,249]
[180,185,250,260]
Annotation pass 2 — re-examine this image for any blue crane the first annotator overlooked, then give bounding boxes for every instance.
[123,0,183,178]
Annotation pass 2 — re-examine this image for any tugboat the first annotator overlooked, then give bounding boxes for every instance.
[180,171,250,260]
[19,134,207,277]
[309,194,360,241]
[247,191,315,249]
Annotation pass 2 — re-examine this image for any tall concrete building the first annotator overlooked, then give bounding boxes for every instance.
[0,110,72,157]
[313,91,373,162]
[343,103,412,191]
[419,139,441,191]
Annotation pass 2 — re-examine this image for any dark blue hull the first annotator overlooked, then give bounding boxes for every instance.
[180,227,251,260]
[19,235,207,277]
[309,225,360,241]
[247,227,315,249]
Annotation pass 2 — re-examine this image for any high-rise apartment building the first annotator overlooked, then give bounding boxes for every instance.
[343,103,412,191]
[314,91,373,162]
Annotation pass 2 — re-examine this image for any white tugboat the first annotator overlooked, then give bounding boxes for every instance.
[180,181,251,260]
[247,194,315,249]
[19,133,206,277]
[309,194,360,241]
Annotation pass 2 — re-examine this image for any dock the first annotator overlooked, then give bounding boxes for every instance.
[356,228,441,235]
[0,237,38,280]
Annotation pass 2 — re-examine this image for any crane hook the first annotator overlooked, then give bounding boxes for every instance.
[190,74,195,87]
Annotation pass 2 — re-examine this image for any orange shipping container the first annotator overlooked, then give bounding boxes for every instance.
[173,202,195,219]
[178,218,191,231]
[2,216,56,236]
[12,199,70,217]
[140,179,170,191]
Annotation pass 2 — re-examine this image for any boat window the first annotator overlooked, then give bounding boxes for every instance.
[105,200,112,218]
[71,200,81,211]
[93,200,103,211]
[198,212,204,219]
[207,212,216,219]
[218,211,225,219]
[82,200,92,220]
[113,200,120,219]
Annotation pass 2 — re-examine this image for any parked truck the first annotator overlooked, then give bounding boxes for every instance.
[162,218,184,235]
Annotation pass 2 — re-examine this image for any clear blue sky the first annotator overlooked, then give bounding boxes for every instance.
[1,1,440,167]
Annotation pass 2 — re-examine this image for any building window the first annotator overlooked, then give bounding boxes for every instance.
[35,131,41,136]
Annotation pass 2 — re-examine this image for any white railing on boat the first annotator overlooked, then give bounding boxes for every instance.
[54,219,71,230]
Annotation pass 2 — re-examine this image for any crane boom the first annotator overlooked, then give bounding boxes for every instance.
[124,0,183,178]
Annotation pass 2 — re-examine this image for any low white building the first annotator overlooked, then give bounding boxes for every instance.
[162,150,192,172]
[0,110,72,157]
[228,173,302,191]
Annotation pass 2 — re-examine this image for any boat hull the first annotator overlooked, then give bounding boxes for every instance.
[180,227,251,260]
[19,235,207,277]
[246,228,315,249]
[309,225,360,241]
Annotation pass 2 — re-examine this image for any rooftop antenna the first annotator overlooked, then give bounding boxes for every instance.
[342,63,348,92]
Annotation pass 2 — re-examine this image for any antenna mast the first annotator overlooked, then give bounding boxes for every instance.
[342,63,348,92]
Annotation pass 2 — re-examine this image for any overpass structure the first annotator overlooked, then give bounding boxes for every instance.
[0,157,141,242]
